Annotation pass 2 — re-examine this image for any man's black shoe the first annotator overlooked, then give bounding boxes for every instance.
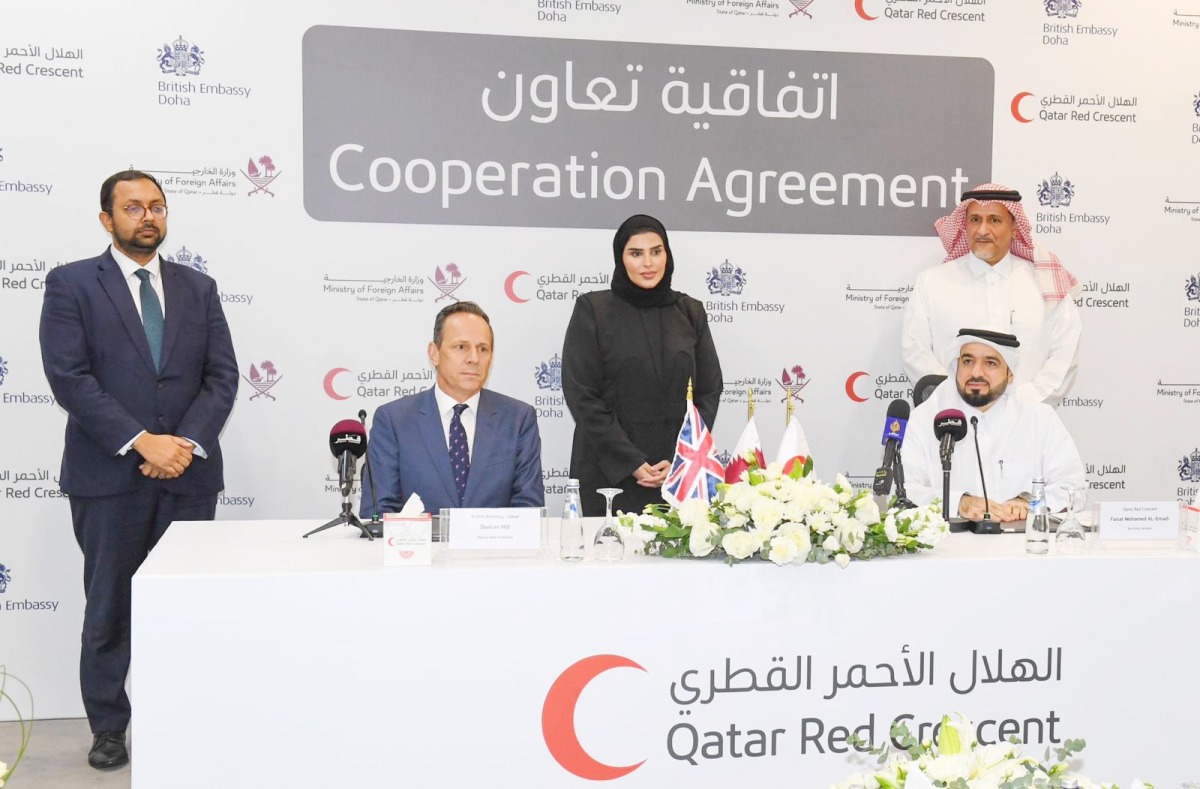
[88,731,129,769]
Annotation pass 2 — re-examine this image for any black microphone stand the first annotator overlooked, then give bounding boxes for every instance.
[304,452,373,540]
[891,448,916,510]
[359,409,382,539]
[968,416,1001,534]
[940,438,972,532]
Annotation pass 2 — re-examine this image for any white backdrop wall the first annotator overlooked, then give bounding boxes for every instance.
[1,1,1198,719]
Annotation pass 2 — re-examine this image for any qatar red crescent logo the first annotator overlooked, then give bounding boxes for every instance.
[505,270,531,303]
[1010,92,1035,123]
[854,0,877,20]
[845,371,869,403]
[542,654,646,780]
[323,367,351,401]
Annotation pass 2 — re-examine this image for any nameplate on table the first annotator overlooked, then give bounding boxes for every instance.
[1098,501,1178,540]
[447,508,541,551]
[383,513,432,566]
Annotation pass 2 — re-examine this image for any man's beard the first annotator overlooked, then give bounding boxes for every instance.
[119,224,165,255]
[960,378,1006,408]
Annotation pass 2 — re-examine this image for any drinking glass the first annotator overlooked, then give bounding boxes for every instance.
[593,487,625,561]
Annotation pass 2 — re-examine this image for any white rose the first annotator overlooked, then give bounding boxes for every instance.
[749,497,784,530]
[776,522,812,557]
[677,497,712,529]
[767,535,799,565]
[688,519,717,557]
[722,530,760,560]
[853,496,881,526]
[822,534,839,552]
[724,512,749,530]
[807,512,832,534]
[830,511,852,530]
[833,552,850,568]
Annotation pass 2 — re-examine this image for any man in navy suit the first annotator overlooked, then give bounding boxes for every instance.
[361,301,544,517]
[39,170,238,770]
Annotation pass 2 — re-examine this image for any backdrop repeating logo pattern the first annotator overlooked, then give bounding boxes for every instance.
[158,35,205,76]
[429,264,466,303]
[166,246,207,273]
[706,260,747,297]
[0,563,10,594]
[534,354,563,392]
[778,364,810,403]
[242,154,281,197]
[0,355,7,386]
[243,361,282,401]
[1045,0,1081,19]
[1179,449,1200,482]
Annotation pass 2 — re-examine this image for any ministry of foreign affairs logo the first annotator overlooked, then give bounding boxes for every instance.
[1180,448,1200,482]
[166,246,208,274]
[0,563,11,594]
[1037,172,1074,208]
[158,35,205,77]
[788,0,816,19]
[778,364,811,403]
[429,264,466,303]
[534,354,563,392]
[0,355,7,387]
[242,361,282,401]
[1045,0,1080,18]
[242,155,281,197]
[706,260,747,297]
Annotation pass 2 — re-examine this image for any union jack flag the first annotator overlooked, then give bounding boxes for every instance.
[662,402,724,508]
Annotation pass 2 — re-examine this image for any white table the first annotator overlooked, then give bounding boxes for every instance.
[131,520,1198,788]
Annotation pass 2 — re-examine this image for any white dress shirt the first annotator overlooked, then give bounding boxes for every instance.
[901,252,1082,404]
[433,385,481,459]
[110,243,165,319]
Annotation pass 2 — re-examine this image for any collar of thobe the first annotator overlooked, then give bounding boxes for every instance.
[966,252,1012,281]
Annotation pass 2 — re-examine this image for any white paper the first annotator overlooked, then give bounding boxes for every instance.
[383,513,432,566]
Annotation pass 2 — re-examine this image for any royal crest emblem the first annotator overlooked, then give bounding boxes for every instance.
[0,563,10,594]
[1187,274,1200,303]
[706,259,747,297]
[242,361,282,401]
[158,35,205,77]
[777,364,811,404]
[1194,92,1200,118]
[534,354,563,392]
[242,155,281,197]
[715,449,733,468]
[167,246,207,273]
[1044,0,1081,18]
[1037,172,1074,208]
[1180,448,1200,482]
[0,355,7,387]
[429,264,466,303]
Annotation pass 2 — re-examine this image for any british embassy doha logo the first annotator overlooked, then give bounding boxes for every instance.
[1038,173,1075,209]
[0,355,8,387]
[166,245,208,273]
[1045,0,1081,19]
[158,35,205,77]
[534,353,563,392]
[0,563,10,594]
[707,259,747,297]
[1180,448,1200,482]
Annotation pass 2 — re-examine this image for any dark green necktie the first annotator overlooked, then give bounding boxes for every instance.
[134,269,164,371]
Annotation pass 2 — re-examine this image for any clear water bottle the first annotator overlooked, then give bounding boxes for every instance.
[1025,476,1050,555]
[559,479,585,562]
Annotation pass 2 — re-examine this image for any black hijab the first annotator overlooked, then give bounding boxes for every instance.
[610,214,682,308]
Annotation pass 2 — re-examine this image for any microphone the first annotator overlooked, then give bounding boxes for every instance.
[358,409,382,538]
[329,419,367,498]
[968,416,1001,534]
[872,400,910,496]
[933,409,968,524]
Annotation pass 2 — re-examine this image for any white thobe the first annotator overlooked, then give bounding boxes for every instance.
[901,252,1082,405]
[902,383,1085,515]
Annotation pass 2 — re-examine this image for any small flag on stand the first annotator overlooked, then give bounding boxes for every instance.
[662,380,724,507]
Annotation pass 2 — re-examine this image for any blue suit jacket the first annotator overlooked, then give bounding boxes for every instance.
[361,386,544,517]
[39,250,238,497]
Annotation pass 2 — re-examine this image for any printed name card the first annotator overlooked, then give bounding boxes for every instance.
[383,513,432,566]
[1098,501,1179,540]
[447,508,542,551]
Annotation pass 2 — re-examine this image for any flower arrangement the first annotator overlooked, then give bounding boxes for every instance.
[833,713,1151,789]
[0,666,32,788]
[617,457,947,566]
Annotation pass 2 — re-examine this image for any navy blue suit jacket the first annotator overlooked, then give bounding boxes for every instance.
[361,386,544,517]
[39,249,238,497]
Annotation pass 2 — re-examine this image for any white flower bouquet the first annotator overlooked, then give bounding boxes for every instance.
[617,456,947,566]
[832,713,1151,789]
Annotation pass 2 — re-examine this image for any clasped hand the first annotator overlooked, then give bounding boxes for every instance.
[134,433,195,479]
[633,460,671,488]
[958,494,1029,523]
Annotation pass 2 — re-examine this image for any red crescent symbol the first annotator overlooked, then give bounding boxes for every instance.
[1010,92,1034,123]
[854,0,878,20]
[323,367,351,401]
[542,654,646,781]
[845,371,869,403]
[504,270,531,304]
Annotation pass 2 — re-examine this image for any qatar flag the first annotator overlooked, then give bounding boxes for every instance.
[724,417,766,483]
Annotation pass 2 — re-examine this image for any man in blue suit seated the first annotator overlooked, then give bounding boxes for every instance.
[361,301,544,517]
